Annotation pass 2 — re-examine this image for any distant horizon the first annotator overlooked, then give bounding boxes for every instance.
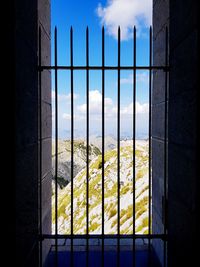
[52,133,149,141]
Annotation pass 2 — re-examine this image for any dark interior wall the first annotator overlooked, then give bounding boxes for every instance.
[38,0,52,265]
[153,0,199,266]
[15,0,51,266]
[152,0,169,265]
[168,0,199,266]
[15,0,39,266]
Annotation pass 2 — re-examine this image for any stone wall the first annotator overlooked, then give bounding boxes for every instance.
[38,0,52,265]
[152,0,169,265]
[168,0,198,266]
[153,0,199,266]
[15,0,51,266]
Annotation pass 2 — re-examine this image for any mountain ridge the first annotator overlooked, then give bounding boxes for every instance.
[52,139,149,235]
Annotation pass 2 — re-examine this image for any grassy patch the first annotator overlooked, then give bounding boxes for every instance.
[105,150,117,162]
[109,208,117,219]
[135,196,148,219]
[136,167,148,180]
[89,222,100,233]
[135,217,148,233]
[105,183,117,198]
[120,183,131,195]
[111,219,117,228]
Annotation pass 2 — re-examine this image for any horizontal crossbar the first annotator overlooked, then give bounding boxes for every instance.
[39,65,169,71]
[40,234,167,241]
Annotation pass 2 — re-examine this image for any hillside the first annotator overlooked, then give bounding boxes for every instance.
[52,140,149,235]
[89,135,116,152]
[52,139,101,188]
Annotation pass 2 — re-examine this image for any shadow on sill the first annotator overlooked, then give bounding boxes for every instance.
[44,239,162,267]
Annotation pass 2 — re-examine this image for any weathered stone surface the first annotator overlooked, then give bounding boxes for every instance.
[42,239,52,266]
[40,26,51,66]
[41,172,52,233]
[153,27,167,66]
[42,101,52,139]
[152,238,164,267]
[41,70,51,103]
[152,1,169,266]
[38,0,51,38]
[153,0,169,38]
[152,208,164,235]
[152,102,165,140]
[152,138,164,179]
[42,137,52,178]
[152,70,167,105]
[152,138,165,216]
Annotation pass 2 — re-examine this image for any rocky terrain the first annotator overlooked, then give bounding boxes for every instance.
[52,139,101,188]
[89,135,116,152]
[52,139,149,235]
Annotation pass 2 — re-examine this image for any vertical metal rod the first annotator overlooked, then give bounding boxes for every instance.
[70,26,74,267]
[132,26,136,267]
[117,26,121,267]
[54,27,58,267]
[148,26,152,266]
[164,26,168,267]
[39,26,43,267]
[86,26,89,267]
[102,26,105,267]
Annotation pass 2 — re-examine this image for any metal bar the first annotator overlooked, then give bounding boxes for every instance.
[54,26,58,267]
[102,26,105,267]
[148,26,152,267]
[38,26,170,266]
[70,26,74,267]
[40,65,169,71]
[117,26,121,267]
[40,235,167,241]
[38,26,43,267]
[132,26,136,267]
[86,26,89,267]
[164,26,169,267]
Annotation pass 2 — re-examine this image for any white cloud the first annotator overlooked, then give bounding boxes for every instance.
[77,90,148,117]
[52,91,78,101]
[121,102,149,115]
[120,72,149,85]
[62,113,85,121]
[96,0,152,40]
[55,89,149,138]
[62,113,71,120]
[77,90,113,115]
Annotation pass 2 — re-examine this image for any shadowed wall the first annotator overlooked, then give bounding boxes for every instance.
[15,0,51,266]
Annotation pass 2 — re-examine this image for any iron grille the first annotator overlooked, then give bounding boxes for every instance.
[38,26,169,267]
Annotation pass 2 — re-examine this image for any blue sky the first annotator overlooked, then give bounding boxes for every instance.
[51,0,152,139]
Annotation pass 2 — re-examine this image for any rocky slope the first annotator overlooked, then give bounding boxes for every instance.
[52,139,101,188]
[89,135,117,152]
[52,140,149,235]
